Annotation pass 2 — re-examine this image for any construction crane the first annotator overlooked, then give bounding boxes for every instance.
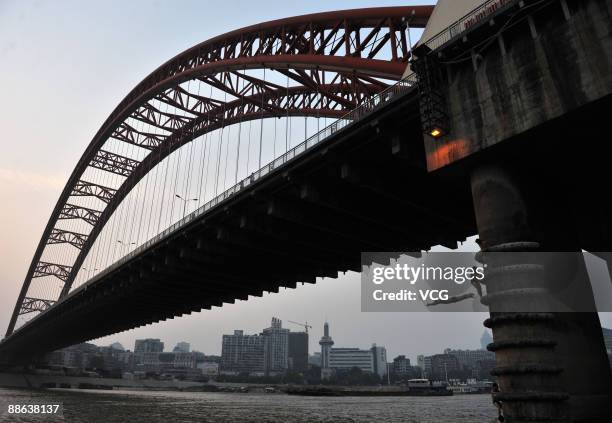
[288,320,312,333]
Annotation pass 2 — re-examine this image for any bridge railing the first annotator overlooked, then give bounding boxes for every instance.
[420,0,519,52]
[156,72,418,240]
[62,73,419,299]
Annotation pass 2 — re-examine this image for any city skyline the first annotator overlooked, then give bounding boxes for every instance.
[42,322,612,383]
[93,316,493,366]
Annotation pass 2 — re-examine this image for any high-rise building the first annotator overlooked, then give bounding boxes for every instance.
[46,343,99,370]
[263,317,289,375]
[444,348,495,370]
[110,342,125,351]
[602,327,612,353]
[221,330,265,375]
[173,342,191,353]
[174,352,196,368]
[480,330,493,350]
[197,361,219,376]
[417,355,432,378]
[371,344,388,379]
[98,345,134,372]
[476,358,496,380]
[136,351,200,373]
[134,339,164,354]
[430,354,460,381]
[288,332,309,372]
[308,352,322,367]
[393,355,412,376]
[329,348,375,373]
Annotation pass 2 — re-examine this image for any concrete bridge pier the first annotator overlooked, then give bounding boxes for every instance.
[471,163,612,422]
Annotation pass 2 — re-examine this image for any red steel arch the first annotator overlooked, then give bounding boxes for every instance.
[7,6,433,336]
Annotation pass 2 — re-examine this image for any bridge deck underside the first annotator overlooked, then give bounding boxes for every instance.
[0,91,477,362]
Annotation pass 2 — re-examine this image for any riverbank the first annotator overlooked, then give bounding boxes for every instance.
[286,385,453,397]
[0,373,473,397]
[0,372,207,391]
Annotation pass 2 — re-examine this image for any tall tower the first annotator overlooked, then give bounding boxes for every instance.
[480,329,493,350]
[319,322,334,379]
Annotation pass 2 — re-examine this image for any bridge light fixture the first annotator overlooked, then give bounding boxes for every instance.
[430,127,444,138]
[175,194,198,202]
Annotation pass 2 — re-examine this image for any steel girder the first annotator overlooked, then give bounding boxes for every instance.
[19,298,55,316]
[47,229,88,249]
[70,180,117,204]
[90,150,140,177]
[33,262,72,282]
[6,6,433,336]
[58,203,101,226]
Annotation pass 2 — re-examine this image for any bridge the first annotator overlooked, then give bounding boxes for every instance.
[3,0,612,421]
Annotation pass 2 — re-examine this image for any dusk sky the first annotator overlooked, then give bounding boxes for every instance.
[1,0,610,362]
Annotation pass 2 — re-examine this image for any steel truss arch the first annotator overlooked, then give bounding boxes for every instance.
[7,6,433,336]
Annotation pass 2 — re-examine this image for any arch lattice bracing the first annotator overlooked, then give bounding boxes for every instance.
[7,6,433,336]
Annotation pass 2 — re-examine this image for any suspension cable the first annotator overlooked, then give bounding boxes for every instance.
[181,79,200,218]
[285,72,289,153]
[200,83,214,206]
[214,90,228,196]
[222,115,231,191]
[246,118,252,175]
[198,85,212,208]
[235,69,245,184]
[259,67,266,168]
[157,92,175,234]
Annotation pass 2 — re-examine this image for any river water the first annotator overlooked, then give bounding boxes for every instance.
[0,388,497,422]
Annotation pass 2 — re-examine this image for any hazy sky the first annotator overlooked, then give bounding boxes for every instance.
[1,0,610,363]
